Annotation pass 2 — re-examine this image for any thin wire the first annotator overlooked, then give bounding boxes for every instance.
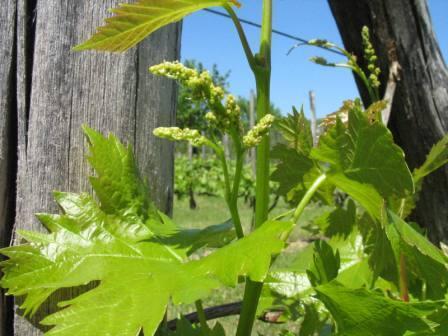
[203,8,344,56]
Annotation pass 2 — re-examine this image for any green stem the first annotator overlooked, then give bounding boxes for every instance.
[195,300,210,333]
[217,149,232,203]
[224,4,256,71]
[236,1,272,335]
[253,73,271,229]
[229,139,245,239]
[217,148,244,239]
[293,174,327,222]
[230,131,245,201]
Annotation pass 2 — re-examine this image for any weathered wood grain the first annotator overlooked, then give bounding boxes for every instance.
[328,0,448,242]
[0,1,17,335]
[9,1,181,334]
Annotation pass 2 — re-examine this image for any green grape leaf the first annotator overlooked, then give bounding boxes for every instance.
[271,145,313,197]
[267,235,364,298]
[390,134,448,220]
[384,210,448,299]
[328,173,382,219]
[0,128,292,336]
[413,134,448,185]
[83,126,159,221]
[420,306,448,336]
[336,259,372,289]
[271,144,334,206]
[391,134,448,219]
[307,240,340,287]
[266,244,315,299]
[161,317,226,336]
[316,281,441,336]
[358,213,398,283]
[260,237,366,327]
[311,105,414,213]
[276,106,313,155]
[153,214,236,255]
[314,200,356,239]
[3,217,290,336]
[299,303,328,336]
[74,0,240,52]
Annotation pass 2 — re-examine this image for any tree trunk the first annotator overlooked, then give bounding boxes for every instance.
[1,1,181,334]
[328,0,448,243]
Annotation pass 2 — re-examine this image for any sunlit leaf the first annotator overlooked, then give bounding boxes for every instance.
[0,128,291,336]
[75,0,241,52]
[311,105,414,217]
[384,209,448,299]
[316,281,440,336]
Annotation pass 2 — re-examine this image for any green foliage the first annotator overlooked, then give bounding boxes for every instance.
[315,281,441,336]
[2,2,448,335]
[307,241,340,287]
[155,214,236,255]
[358,213,398,283]
[74,0,241,52]
[271,108,334,206]
[311,104,414,199]
[161,318,226,336]
[413,134,448,185]
[1,129,292,336]
[314,200,356,239]
[84,126,158,221]
[276,106,313,155]
[175,157,226,199]
[385,209,448,299]
[174,156,255,203]
[273,100,414,220]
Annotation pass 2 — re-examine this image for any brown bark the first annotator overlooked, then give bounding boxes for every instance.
[328,0,448,242]
[1,0,181,334]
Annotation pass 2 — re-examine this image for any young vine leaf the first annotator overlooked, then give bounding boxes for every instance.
[358,213,398,283]
[0,128,292,336]
[389,134,448,220]
[74,0,241,52]
[314,199,357,239]
[384,210,448,299]
[306,240,341,287]
[161,317,226,336]
[271,108,334,206]
[275,106,313,155]
[413,134,448,186]
[311,105,414,218]
[316,281,441,336]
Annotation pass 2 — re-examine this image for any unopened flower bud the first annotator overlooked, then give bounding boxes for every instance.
[153,127,208,147]
[243,114,275,148]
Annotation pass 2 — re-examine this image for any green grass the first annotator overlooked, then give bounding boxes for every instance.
[171,195,310,335]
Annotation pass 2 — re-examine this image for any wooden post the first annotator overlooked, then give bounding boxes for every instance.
[0,2,17,335]
[309,91,318,147]
[0,1,181,334]
[328,0,448,242]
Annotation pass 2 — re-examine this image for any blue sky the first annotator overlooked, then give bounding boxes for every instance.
[181,0,447,117]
